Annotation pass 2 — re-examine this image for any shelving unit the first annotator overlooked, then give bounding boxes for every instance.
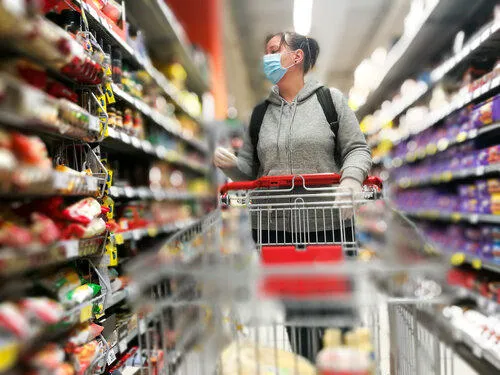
[361,2,500,372]
[356,0,495,119]
[0,1,215,374]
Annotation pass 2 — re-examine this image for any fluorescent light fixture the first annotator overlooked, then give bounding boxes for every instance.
[293,0,313,35]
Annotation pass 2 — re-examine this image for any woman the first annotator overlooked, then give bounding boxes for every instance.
[214,31,372,360]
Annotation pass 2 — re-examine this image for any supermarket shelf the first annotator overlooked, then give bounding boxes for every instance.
[105,289,128,310]
[391,121,500,168]
[111,84,208,153]
[125,0,210,95]
[112,219,197,243]
[104,127,209,175]
[109,186,213,201]
[431,20,500,83]
[365,19,500,135]
[0,235,107,277]
[396,164,500,189]
[356,0,492,119]
[416,308,500,374]
[369,74,500,150]
[76,0,203,121]
[0,169,104,197]
[403,210,500,225]
[454,286,500,315]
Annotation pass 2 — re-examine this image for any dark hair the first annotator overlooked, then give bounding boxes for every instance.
[265,31,320,73]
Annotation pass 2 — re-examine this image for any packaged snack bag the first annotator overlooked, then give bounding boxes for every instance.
[31,343,65,371]
[20,297,64,325]
[64,283,101,307]
[67,323,104,348]
[38,269,82,302]
[71,340,101,375]
[0,302,30,339]
[62,198,102,224]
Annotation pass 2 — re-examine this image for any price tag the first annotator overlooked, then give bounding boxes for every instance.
[476,166,485,176]
[472,258,482,270]
[107,127,117,139]
[107,348,117,365]
[88,116,100,132]
[142,141,153,154]
[131,137,141,149]
[114,233,124,245]
[450,212,461,222]
[118,338,128,354]
[64,240,79,258]
[147,227,158,237]
[139,319,146,333]
[456,132,468,143]
[441,172,453,182]
[469,214,479,224]
[450,252,466,266]
[132,230,142,241]
[86,176,98,192]
[79,303,93,323]
[121,133,130,144]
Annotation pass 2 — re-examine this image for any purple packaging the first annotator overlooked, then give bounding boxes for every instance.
[458,184,476,198]
[478,198,492,214]
[471,93,500,127]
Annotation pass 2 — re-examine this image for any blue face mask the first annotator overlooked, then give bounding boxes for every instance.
[262,52,296,84]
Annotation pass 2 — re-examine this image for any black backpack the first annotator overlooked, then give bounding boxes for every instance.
[249,86,340,176]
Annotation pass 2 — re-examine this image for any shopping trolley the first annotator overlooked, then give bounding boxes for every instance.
[125,173,458,375]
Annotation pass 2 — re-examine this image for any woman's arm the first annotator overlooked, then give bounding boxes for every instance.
[330,88,372,184]
[217,127,257,181]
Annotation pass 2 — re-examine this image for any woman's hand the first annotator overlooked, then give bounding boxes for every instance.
[337,177,363,220]
[214,147,238,169]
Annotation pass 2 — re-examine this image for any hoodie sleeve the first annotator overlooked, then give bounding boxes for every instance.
[330,88,372,184]
[220,126,257,181]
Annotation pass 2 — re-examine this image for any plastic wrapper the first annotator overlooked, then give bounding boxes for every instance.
[38,268,82,302]
[71,340,102,375]
[0,302,30,339]
[220,341,316,375]
[10,132,51,168]
[64,283,101,307]
[62,198,102,224]
[19,297,64,325]
[62,218,107,239]
[31,343,65,372]
[67,323,104,348]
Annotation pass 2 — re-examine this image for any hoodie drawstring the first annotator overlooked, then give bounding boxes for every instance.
[288,100,298,171]
[276,100,285,161]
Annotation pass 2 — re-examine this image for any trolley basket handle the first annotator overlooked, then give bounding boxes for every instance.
[220,173,383,194]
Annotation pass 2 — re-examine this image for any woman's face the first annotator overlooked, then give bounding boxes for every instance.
[265,35,299,69]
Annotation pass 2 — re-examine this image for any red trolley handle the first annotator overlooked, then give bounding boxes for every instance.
[219,173,383,194]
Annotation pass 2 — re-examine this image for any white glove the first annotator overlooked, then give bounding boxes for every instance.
[337,177,363,220]
[214,147,238,169]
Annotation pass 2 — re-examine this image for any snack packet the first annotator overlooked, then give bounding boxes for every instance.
[20,297,64,325]
[62,198,102,224]
[38,269,82,302]
[72,340,101,375]
[0,302,30,339]
[64,284,101,307]
[67,323,104,348]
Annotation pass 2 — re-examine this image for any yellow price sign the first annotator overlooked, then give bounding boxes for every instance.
[79,303,93,323]
[471,259,482,270]
[456,132,468,143]
[147,227,158,237]
[441,172,453,182]
[450,253,466,266]
[450,213,462,222]
[114,233,124,245]
[426,144,437,155]
[0,341,20,372]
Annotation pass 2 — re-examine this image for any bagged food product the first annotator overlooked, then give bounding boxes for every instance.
[0,222,33,248]
[20,297,64,324]
[38,268,82,302]
[67,323,104,348]
[31,343,65,371]
[0,302,30,339]
[53,363,75,375]
[30,213,61,245]
[316,347,371,375]
[62,198,102,224]
[220,341,316,375]
[64,283,101,307]
[10,132,51,168]
[62,218,107,239]
[71,340,101,375]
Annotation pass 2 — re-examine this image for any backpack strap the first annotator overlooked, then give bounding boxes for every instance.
[249,100,270,177]
[315,86,341,166]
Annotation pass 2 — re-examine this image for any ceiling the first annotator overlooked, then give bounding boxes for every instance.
[225,0,411,118]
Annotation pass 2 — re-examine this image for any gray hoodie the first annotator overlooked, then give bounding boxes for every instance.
[224,80,372,184]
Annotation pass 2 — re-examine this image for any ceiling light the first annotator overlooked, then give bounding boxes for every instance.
[293,0,313,35]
